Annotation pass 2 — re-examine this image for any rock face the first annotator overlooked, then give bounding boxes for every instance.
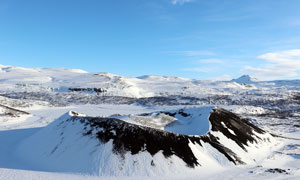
[15,107,275,176]
[68,87,107,94]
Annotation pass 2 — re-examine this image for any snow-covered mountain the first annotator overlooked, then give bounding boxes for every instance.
[0,64,299,98]
[0,64,300,179]
[16,107,275,176]
[232,75,258,84]
[0,65,267,98]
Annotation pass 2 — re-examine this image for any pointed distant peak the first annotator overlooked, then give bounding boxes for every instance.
[239,74,251,79]
[232,74,258,84]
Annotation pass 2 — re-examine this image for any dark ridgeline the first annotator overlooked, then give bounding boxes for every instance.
[0,104,30,117]
[68,88,107,95]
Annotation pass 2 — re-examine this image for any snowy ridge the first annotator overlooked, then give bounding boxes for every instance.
[1,64,300,100]
[15,107,276,176]
[0,65,272,98]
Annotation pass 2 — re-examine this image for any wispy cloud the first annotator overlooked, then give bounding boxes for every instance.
[243,49,300,80]
[197,58,224,64]
[170,50,215,57]
[176,50,226,74]
[183,67,216,73]
[210,74,232,81]
[171,0,195,5]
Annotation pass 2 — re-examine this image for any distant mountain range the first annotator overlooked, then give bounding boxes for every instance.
[1,64,300,99]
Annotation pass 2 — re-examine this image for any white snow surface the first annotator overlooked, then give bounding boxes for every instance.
[0,65,283,98]
[164,107,214,135]
[9,106,277,177]
[0,65,300,179]
[0,104,297,180]
[114,106,214,135]
[13,107,221,176]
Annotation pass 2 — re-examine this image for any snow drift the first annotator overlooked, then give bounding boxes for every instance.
[15,107,276,176]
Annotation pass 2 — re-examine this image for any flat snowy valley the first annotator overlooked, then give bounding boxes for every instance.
[0,65,300,180]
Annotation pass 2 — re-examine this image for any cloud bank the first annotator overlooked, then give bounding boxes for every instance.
[244,49,300,80]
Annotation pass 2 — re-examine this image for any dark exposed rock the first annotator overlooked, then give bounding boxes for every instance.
[72,116,200,168]
[3,90,300,118]
[209,108,265,150]
[68,88,107,94]
[159,109,191,118]
[0,104,30,117]
[265,168,289,174]
[64,108,267,168]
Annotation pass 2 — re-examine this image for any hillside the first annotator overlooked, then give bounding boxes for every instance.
[15,107,275,176]
[0,65,299,179]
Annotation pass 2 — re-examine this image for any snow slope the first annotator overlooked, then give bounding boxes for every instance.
[0,65,270,98]
[15,107,277,176]
[0,64,300,179]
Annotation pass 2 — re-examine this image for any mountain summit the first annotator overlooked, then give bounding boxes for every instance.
[232,75,258,84]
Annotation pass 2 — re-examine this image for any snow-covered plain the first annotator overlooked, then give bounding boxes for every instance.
[0,64,300,179]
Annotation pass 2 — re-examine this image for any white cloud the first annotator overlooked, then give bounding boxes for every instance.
[183,67,216,73]
[243,49,300,80]
[171,50,215,57]
[210,74,232,81]
[171,0,195,5]
[177,51,226,75]
[197,58,224,64]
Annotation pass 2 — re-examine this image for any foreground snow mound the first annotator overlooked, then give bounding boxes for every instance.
[16,108,276,176]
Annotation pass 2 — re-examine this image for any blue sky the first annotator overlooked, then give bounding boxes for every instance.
[1,0,300,80]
